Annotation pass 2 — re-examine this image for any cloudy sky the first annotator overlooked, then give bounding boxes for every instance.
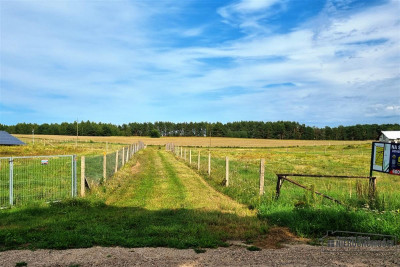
[0,0,399,127]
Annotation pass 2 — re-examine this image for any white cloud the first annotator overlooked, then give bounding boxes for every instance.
[1,0,399,126]
[217,0,284,32]
[219,0,281,16]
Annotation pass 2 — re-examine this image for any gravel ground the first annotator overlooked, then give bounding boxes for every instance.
[1,244,399,267]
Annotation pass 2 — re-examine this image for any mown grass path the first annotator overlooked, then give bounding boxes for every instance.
[0,147,267,250]
[107,148,256,215]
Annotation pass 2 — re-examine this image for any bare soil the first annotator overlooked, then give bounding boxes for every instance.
[1,243,399,267]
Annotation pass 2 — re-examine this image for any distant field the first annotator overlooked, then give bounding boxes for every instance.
[15,134,371,148]
[1,137,125,157]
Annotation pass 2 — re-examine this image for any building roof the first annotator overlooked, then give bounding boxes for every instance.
[381,131,400,140]
[0,131,25,145]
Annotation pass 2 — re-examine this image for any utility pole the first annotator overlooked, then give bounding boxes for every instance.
[76,119,79,148]
[32,129,35,144]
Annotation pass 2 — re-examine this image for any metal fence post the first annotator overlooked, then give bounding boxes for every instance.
[71,155,74,197]
[81,156,85,197]
[9,157,13,206]
[74,155,77,197]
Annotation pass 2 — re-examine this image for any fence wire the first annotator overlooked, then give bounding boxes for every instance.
[0,158,10,207]
[106,152,117,179]
[85,154,103,186]
[0,142,145,208]
[1,155,74,207]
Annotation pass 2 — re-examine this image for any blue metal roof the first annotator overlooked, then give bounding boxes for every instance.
[0,131,25,145]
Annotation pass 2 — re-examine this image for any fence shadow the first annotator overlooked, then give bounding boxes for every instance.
[0,199,268,251]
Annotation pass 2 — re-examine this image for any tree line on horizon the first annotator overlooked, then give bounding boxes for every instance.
[1,121,399,141]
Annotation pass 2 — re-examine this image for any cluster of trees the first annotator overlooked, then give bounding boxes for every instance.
[1,121,399,140]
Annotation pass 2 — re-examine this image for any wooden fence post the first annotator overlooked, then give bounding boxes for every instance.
[81,156,85,197]
[189,149,192,165]
[259,158,265,195]
[127,146,130,162]
[225,156,229,187]
[275,175,284,199]
[184,149,187,161]
[208,152,211,176]
[122,147,125,165]
[198,151,200,171]
[369,177,377,198]
[180,147,183,158]
[103,152,107,181]
[115,150,118,173]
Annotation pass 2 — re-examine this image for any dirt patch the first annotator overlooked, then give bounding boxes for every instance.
[255,227,310,249]
[1,245,399,267]
[131,161,141,174]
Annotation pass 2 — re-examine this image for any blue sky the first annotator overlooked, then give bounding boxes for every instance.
[0,0,399,127]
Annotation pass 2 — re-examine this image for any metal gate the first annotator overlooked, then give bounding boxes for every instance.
[0,155,77,207]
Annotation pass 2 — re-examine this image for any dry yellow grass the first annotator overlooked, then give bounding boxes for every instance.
[15,134,371,148]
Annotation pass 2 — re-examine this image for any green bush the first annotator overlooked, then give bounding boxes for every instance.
[150,129,161,138]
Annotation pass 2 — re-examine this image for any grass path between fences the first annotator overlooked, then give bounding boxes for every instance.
[0,147,268,251]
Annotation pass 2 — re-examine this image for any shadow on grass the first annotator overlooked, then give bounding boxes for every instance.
[0,199,267,251]
[258,205,400,241]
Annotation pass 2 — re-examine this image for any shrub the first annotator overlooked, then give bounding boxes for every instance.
[150,129,161,138]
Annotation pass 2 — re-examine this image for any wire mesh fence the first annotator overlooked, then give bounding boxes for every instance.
[106,152,117,178]
[1,141,146,208]
[82,142,146,188]
[0,155,76,207]
[168,144,399,209]
[0,158,10,207]
[85,154,103,186]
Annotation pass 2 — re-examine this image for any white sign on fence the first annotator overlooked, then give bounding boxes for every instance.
[371,142,400,175]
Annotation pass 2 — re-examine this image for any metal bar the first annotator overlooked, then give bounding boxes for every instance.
[369,142,375,177]
[81,156,85,197]
[71,155,74,197]
[3,155,74,160]
[276,174,373,179]
[283,176,343,205]
[74,155,77,197]
[9,157,13,206]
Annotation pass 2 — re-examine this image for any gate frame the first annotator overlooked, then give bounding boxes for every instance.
[275,174,376,205]
[1,154,77,207]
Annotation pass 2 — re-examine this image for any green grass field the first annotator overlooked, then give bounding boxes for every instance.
[176,144,400,239]
[0,148,267,251]
[1,138,399,252]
